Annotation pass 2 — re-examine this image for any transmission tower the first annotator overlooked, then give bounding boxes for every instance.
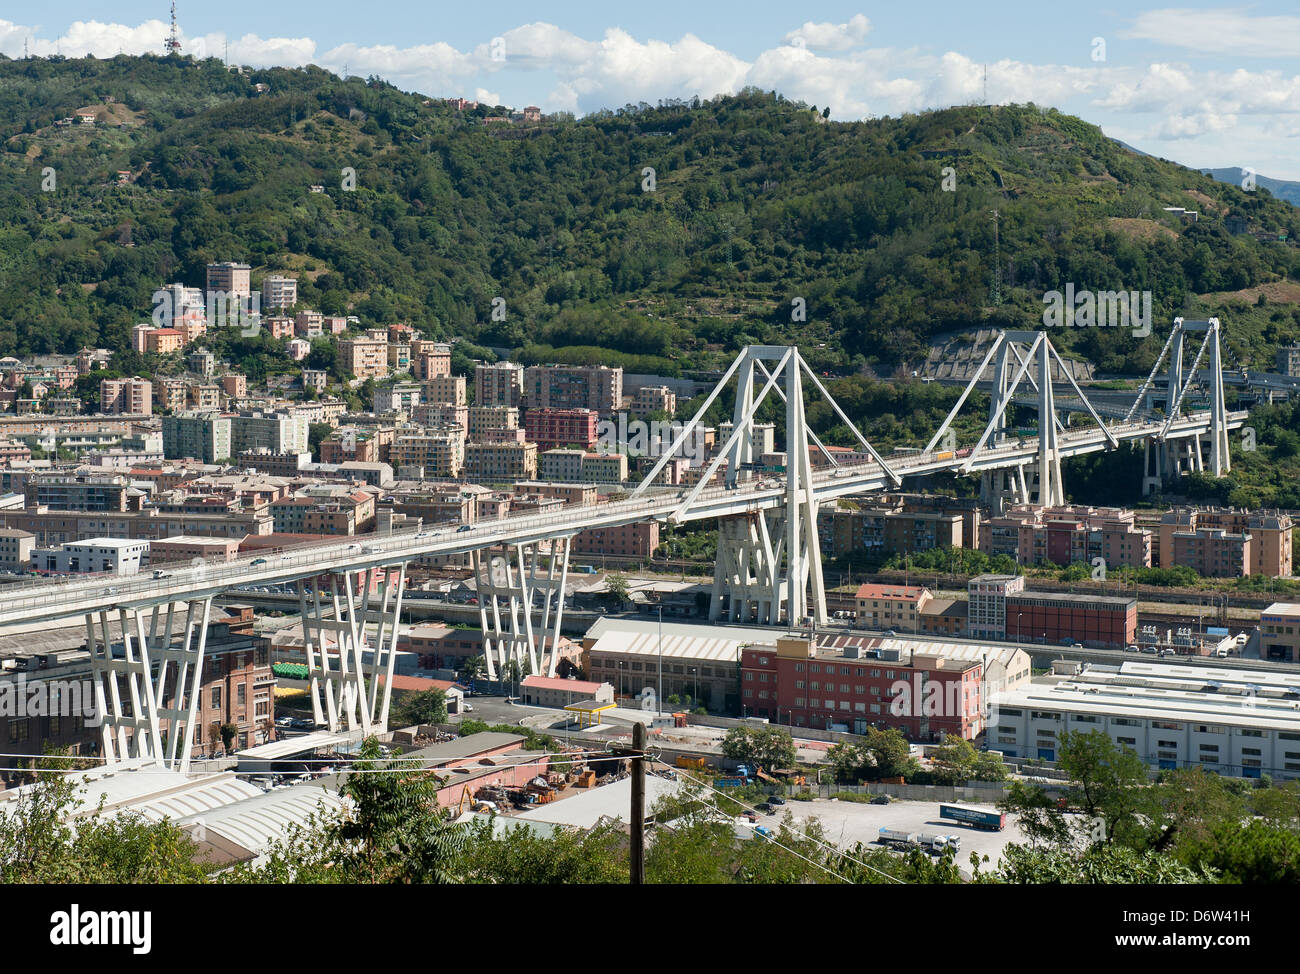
[164,2,182,57]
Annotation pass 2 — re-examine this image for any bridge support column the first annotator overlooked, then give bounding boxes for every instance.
[712,512,783,624]
[475,538,571,682]
[86,607,167,767]
[150,598,214,772]
[1142,439,1165,497]
[710,504,825,627]
[297,564,407,736]
[980,466,1030,513]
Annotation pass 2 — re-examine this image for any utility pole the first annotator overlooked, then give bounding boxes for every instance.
[629,721,646,884]
[657,604,663,717]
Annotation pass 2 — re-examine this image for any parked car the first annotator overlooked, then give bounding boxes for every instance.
[883,629,897,637]
[768,794,786,806]
[1216,647,1231,658]
[1126,644,1140,652]
[870,795,891,805]
[1071,643,1084,650]
[1141,646,1158,655]
[756,803,774,814]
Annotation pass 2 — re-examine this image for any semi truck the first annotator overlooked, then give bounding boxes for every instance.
[939,804,1006,831]
[877,827,920,850]
[916,832,962,855]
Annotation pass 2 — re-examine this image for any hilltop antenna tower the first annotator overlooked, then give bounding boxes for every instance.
[164,2,182,57]
[983,64,988,106]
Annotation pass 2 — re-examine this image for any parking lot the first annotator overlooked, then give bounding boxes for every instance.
[767,797,1027,870]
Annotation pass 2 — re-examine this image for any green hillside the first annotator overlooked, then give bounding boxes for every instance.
[1,53,1298,378]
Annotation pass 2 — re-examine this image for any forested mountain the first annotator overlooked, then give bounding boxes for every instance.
[1,54,1298,377]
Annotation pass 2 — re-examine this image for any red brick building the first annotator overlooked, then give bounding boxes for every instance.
[1006,591,1136,648]
[572,521,659,558]
[524,408,599,452]
[740,636,986,740]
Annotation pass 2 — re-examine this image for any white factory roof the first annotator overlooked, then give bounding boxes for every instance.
[0,761,260,820]
[876,637,1029,669]
[994,660,1300,732]
[172,782,345,858]
[585,617,769,663]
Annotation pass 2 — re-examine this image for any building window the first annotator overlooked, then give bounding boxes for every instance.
[211,687,222,709]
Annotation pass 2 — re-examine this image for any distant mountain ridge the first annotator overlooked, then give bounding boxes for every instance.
[0,55,1296,379]
[1201,167,1300,208]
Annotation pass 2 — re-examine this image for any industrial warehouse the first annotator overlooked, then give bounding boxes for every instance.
[991,660,1300,778]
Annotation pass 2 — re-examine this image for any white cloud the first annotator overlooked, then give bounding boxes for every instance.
[1124,8,1300,58]
[783,14,871,52]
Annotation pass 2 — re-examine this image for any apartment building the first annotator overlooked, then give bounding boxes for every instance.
[822,505,964,560]
[390,427,465,479]
[206,262,252,298]
[523,364,622,414]
[539,448,586,482]
[581,452,628,484]
[525,408,599,451]
[220,373,248,398]
[511,481,598,507]
[1172,529,1251,578]
[413,402,468,431]
[980,504,1152,569]
[266,316,295,339]
[261,274,298,310]
[337,337,389,379]
[162,412,233,464]
[424,374,466,406]
[463,441,538,482]
[967,573,1026,641]
[188,384,221,410]
[320,427,394,464]
[0,508,273,544]
[475,361,524,408]
[24,472,145,513]
[0,528,35,568]
[1278,344,1300,378]
[854,583,933,631]
[100,377,152,416]
[188,348,215,377]
[1157,508,1293,577]
[412,344,452,381]
[632,385,677,418]
[468,405,520,439]
[229,411,309,456]
[572,521,659,558]
[374,383,423,415]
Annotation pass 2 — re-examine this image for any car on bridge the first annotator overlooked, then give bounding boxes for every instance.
[250,558,268,566]
[457,525,473,533]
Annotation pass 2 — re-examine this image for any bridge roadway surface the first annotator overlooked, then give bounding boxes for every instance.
[0,409,1244,632]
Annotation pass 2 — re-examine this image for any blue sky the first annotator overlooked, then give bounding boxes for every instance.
[6,2,1299,178]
